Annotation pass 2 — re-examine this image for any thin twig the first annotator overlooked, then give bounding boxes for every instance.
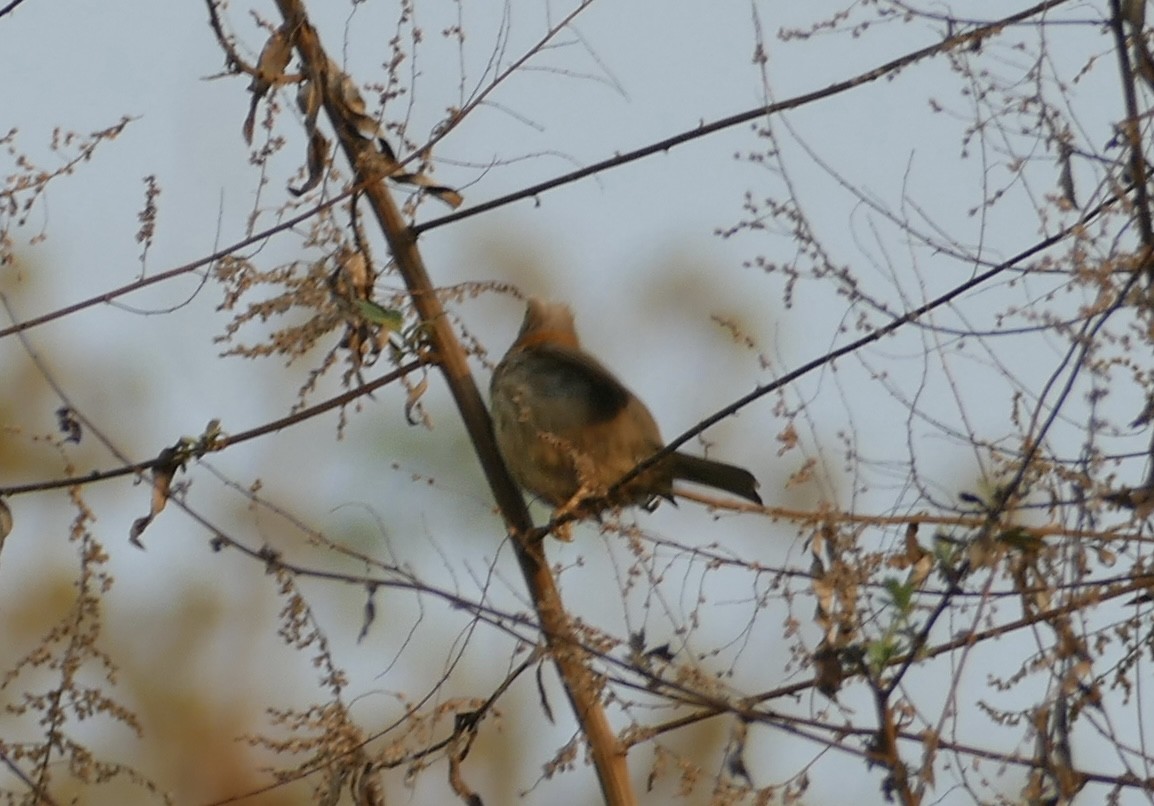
[412,0,1076,236]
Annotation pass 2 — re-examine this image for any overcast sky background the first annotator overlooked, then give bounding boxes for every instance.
[1,1,1145,804]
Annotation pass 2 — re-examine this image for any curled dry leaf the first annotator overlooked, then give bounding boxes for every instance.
[404,373,430,426]
[327,61,382,140]
[293,59,463,207]
[243,25,294,145]
[289,77,328,195]
[446,737,480,805]
[337,246,372,298]
[130,446,182,548]
[356,144,464,208]
[288,129,329,196]
[243,101,258,146]
[250,26,293,94]
[389,170,463,209]
[297,77,321,126]
[128,422,224,548]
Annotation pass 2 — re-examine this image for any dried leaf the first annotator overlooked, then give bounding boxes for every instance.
[289,129,330,196]
[243,25,294,144]
[354,147,464,208]
[242,99,259,145]
[338,247,372,298]
[1094,545,1116,566]
[776,422,799,455]
[297,78,321,126]
[355,768,386,806]
[295,60,462,207]
[327,63,383,140]
[907,554,933,590]
[377,136,399,163]
[250,26,293,94]
[129,446,182,548]
[323,62,464,207]
[446,741,481,806]
[901,522,924,562]
[812,574,835,634]
[390,171,464,209]
[404,374,429,425]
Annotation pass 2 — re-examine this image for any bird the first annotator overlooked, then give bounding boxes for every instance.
[489,297,762,516]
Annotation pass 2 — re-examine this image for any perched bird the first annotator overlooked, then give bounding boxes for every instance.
[489,297,762,515]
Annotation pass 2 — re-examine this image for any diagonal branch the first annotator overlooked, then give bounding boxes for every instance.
[268,2,635,803]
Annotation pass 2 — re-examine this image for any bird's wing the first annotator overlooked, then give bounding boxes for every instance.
[523,344,633,424]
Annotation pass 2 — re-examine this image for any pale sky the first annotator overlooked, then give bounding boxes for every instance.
[1,2,1144,803]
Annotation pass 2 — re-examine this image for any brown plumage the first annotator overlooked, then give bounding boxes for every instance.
[489,298,761,513]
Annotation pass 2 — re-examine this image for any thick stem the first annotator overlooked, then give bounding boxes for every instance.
[269,3,635,802]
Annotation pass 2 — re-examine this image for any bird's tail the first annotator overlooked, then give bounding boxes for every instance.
[670,453,762,505]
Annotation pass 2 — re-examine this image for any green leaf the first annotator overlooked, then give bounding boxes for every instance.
[884,576,913,613]
[867,637,899,671]
[354,300,404,331]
